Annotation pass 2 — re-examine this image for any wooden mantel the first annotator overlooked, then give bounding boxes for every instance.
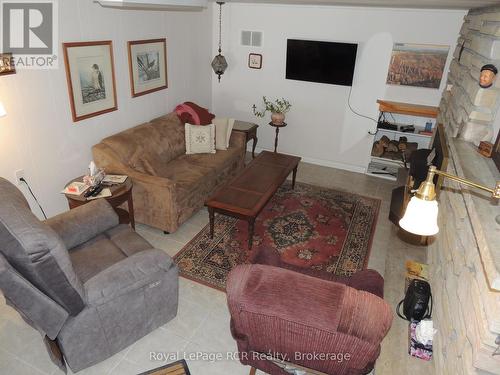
[377,100,439,118]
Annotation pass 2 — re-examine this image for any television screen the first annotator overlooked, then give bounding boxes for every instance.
[286,39,358,86]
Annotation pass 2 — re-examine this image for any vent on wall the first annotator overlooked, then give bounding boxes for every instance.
[241,31,263,47]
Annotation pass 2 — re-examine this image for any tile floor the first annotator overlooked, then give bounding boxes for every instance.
[0,160,435,375]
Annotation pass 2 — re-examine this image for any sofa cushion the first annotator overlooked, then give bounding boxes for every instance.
[69,225,152,283]
[101,113,186,169]
[181,147,242,177]
[154,157,215,191]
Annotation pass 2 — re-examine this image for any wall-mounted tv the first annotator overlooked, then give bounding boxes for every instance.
[286,39,358,86]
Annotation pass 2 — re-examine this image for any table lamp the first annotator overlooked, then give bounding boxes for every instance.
[399,165,500,236]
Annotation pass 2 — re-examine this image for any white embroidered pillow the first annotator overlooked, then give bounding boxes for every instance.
[185,123,216,154]
[213,117,235,150]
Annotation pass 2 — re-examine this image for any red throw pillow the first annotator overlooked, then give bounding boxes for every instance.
[174,102,215,125]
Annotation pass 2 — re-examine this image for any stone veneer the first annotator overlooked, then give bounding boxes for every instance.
[429,143,500,375]
[432,6,500,375]
[438,6,500,145]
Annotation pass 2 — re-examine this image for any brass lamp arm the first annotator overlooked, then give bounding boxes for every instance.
[433,169,500,197]
[416,165,500,200]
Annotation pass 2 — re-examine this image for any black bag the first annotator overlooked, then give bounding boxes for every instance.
[397,279,432,322]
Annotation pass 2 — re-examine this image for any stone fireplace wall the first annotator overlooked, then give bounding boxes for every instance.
[438,6,500,145]
[432,6,500,375]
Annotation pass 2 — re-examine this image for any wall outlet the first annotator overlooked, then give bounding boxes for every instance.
[15,169,25,184]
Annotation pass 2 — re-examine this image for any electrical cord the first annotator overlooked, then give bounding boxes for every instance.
[347,85,379,135]
[20,177,47,219]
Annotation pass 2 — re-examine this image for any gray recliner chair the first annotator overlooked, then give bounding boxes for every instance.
[0,177,179,372]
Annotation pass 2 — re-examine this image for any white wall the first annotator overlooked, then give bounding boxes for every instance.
[0,0,212,218]
[211,3,465,172]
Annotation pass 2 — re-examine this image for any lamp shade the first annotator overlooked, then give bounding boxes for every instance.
[399,196,439,236]
[0,102,6,117]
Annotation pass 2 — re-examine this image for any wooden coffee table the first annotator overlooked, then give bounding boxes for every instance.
[206,151,301,249]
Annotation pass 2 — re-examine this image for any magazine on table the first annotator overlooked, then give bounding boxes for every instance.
[62,182,89,196]
[102,175,128,184]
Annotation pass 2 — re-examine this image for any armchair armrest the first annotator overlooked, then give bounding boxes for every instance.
[227,265,393,374]
[84,249,177,306]
[45,199,119,250]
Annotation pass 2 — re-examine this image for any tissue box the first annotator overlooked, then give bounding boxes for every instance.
[409,322,433,361]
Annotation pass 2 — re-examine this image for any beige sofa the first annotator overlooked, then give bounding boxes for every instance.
[92,113,246,233]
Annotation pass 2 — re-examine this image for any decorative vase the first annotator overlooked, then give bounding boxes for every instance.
[271,112,285,125]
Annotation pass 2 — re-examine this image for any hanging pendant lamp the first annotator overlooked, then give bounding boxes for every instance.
[212,1,228,82]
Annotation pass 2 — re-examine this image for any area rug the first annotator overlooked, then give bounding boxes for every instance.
[174,182,380,291]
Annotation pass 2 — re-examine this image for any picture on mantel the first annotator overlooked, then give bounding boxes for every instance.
[386,43,449,89]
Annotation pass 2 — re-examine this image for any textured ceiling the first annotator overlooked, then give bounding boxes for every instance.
[231,0,500,10]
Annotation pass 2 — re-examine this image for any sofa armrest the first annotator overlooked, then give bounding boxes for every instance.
[84,249,177,306]
[229,130,247,150]
[45,199,119,250]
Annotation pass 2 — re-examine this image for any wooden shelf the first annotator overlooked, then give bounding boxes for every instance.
[377,100,439,118]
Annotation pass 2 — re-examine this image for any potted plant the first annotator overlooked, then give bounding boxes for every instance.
[253,96,291,125]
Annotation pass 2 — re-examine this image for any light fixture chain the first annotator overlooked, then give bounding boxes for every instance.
[218,2,223,53]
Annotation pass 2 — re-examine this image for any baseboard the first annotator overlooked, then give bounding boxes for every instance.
[249,146,368,175]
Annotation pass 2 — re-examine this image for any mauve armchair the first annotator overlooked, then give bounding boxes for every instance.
[226,264,393,375]
[0,177,179,372]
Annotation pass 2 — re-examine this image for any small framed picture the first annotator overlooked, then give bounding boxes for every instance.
[0,53,15,76]
[63,41,118,122]
[128,38,168,98]
[248,53,262,69]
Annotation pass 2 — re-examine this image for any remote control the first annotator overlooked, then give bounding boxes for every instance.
[90,185,104,197]
[84,184,102,198]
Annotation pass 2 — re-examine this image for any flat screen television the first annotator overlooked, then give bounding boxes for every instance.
[286,39,358,86]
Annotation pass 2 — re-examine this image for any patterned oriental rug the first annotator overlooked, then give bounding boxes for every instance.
[174,182,381,291]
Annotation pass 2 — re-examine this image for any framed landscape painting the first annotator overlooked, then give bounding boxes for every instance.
[387,43,450,89]
[63,41,117,122]
[128,38,168,97]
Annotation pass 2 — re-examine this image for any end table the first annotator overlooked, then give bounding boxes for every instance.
[64,177,135,229]
[232,121,259,158]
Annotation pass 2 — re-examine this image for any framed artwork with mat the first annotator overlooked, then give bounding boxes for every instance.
[128,38,168,98]
[63,41,118,122]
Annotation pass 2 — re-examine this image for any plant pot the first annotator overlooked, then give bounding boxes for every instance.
[271,112,285,125]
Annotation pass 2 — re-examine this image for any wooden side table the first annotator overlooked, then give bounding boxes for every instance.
[64,177,135,229]
[233,121,259,158]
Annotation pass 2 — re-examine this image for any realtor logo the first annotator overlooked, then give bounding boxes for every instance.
[1,0,58,69]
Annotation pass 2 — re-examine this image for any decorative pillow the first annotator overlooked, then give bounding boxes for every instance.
[213,117,235,150]
[175,102,215,125]
[185,123,216,154]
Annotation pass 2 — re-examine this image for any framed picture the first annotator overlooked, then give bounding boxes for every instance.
[493,131,500,172]
[0,53,15,76]
[63,41,117,122]
[248,53,262,69]
[128,38,168,98]
[387,43,450,89]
